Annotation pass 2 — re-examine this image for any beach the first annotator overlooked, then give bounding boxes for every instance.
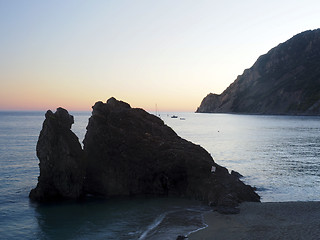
[188,201,320,240]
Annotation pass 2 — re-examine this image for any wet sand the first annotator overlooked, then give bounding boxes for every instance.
[188,201,320,240]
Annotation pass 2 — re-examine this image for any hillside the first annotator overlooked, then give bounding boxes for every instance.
[196,29,320,115]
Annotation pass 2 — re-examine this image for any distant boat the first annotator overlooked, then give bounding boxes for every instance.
[180,118,185,120]
[171,115,178,118]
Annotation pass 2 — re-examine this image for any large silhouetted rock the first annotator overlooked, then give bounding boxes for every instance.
[29,108,85,201]
[30,98,260,206]
[83,98,260,205]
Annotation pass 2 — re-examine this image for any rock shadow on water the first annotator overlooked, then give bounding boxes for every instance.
[33,197,209,240]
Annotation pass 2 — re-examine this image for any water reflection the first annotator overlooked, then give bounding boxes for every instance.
[34,197,208,240]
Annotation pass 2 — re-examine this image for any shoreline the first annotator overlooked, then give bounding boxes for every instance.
[188,201,320,240]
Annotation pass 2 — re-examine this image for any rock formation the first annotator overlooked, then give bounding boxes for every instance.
[30,98,260,206]
[29,108,85,201]
[83,98,260,205]
[197,28,320,115]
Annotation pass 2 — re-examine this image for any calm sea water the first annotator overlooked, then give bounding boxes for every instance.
[0,111,319,239]
[164,113,320,202]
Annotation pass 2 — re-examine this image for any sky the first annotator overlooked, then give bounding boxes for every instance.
[1,0,320,112]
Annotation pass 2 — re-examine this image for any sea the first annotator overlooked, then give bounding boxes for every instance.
[0,111,320,239]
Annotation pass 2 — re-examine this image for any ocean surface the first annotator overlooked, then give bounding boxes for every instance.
[0,111,320,239]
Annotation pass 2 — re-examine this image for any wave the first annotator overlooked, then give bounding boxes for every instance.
[138,212,167,240]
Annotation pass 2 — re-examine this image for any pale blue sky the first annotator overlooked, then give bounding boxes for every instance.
[1,0,319,111]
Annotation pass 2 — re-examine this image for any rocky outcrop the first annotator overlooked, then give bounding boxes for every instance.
[29,108,85,201]
[197,29,320,115]
[30,98,260,206]
[83,97,259,205]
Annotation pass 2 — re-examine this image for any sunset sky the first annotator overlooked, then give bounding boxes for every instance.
[1,0,319,112]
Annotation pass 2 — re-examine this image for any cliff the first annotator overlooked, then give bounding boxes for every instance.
[30,98,260,207]
[197,29,320,115]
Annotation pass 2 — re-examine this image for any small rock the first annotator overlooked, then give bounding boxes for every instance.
[214,206,240,214]
[176,235,187,240]
[231,170,243,179]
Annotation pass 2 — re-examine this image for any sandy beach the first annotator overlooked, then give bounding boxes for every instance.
[188,201,320,240]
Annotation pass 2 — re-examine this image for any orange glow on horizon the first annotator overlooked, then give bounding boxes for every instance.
[0,95,199,113]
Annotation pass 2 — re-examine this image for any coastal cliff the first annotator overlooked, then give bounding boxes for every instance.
[30,98,260,206]
[197,29,320,115]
